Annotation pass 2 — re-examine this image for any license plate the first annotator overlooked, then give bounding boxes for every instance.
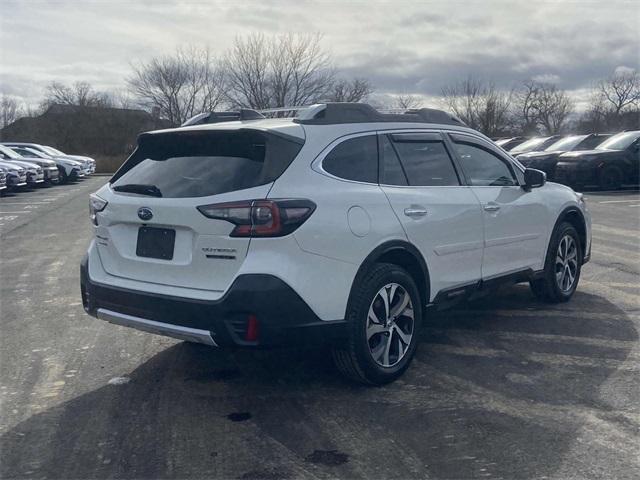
[136,227,176,260]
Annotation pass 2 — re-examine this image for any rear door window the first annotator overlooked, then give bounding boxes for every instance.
[390,133,459,186]
[322,135,378,183]
[380,135,408,186]
[111,130,303,198]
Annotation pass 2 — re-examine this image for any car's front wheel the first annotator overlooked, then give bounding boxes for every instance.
[530,222,582,303]
[333,263,422,385]
[58,168,68,184]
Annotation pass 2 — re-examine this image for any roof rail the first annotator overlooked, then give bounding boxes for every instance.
[292,103,465,126]
[180,103,465,128]
[258,106,308,117]
[181,109,265,127]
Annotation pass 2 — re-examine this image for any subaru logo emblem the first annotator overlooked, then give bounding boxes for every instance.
[137,207,153,221]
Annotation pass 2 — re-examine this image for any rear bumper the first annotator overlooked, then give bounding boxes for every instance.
[80,254,347,348]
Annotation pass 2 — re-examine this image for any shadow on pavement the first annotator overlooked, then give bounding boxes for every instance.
[1,286,637,479]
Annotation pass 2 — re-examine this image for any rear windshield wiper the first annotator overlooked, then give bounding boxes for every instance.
[112,183,162,197]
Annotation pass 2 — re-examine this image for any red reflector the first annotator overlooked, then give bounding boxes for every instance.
[245,314,259,342]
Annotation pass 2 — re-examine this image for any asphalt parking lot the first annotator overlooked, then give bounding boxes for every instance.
[1,177,638,479]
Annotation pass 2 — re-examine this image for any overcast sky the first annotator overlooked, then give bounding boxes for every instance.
[1,0,638,109]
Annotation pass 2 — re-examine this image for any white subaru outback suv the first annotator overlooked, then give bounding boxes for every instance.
[81,103,591,384]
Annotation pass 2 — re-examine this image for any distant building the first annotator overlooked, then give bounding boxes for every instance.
[0,104,170,158]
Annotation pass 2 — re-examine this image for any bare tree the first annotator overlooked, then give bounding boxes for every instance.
[328,78,372,103]
[532,83,574,134]
[441,76,513,137]
[226,33,365,109]
[394,94,423,110]
[598,69,640,116]
[107,90,136,109]
[513,80,574,134]
[514,80,541,134]
[42,81,112,109]
[128,46,225,126]
[1,94,22,128]
[223,34,271,109]
[579,69,640,131]
[270,33,334,107]
[576,93,610,133]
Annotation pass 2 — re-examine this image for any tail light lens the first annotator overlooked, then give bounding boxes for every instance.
[197,199,316,237]
[89,193,108,225]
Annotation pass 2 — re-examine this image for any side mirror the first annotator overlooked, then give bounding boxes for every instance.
[524,168,546,189]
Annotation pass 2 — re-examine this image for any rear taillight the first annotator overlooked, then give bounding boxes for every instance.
[197,199,316,237]
[89,193,108,226]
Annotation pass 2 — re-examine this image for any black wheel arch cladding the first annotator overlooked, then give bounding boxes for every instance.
[349,240,430,314]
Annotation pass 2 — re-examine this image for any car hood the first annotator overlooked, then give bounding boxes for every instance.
[53,156,83,166]
[67,154,95,162]
[559,149,619,161]
[3,160,40,170]
[518,150,566,160]
[0,161,25,172]
[13,157,56,168]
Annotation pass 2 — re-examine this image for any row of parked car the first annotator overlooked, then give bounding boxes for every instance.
[0,143,96,194]
[495,131,640,190]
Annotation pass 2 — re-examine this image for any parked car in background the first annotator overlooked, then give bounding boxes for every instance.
[0,146,43,186]
[495,136,530,151]
[36,145,96,174]
[3,143,84,183]
[516,134,611,181]
[508,135,564,155]
[0,167,7,193]
[3,142,92,178]
[0,161,28,190]
[0,144,59,184]
[555,131,640,190]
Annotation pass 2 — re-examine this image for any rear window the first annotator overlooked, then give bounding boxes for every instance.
[111,130,303,198]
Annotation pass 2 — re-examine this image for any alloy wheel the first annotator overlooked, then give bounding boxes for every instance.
[555,235,578,292]
[366,283,415,367]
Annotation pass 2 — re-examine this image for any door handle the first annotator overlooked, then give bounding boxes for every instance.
[404,206,428,218]
[483,204,501,212]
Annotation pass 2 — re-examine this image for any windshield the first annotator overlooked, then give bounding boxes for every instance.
[41,146,64,156]
[0,145,22,159]
[544,135,586,152]
[510,137,550,153]
[494,138,511,146]
[596,131,640,151]
[111,130,303,198]
[23,148,50,158]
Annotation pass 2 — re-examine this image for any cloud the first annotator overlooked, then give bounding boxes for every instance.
[0,0,637,108]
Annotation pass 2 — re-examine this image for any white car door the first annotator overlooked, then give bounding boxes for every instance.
[379,131,485,300]
[447,132,549,279]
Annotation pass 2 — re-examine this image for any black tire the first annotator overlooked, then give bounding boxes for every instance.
[58,168,69,184]
[599,166,622,191]
[332,263,423,385]
[530,222,582,303]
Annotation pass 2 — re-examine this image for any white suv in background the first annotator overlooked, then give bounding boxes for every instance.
[81,103,591,384]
